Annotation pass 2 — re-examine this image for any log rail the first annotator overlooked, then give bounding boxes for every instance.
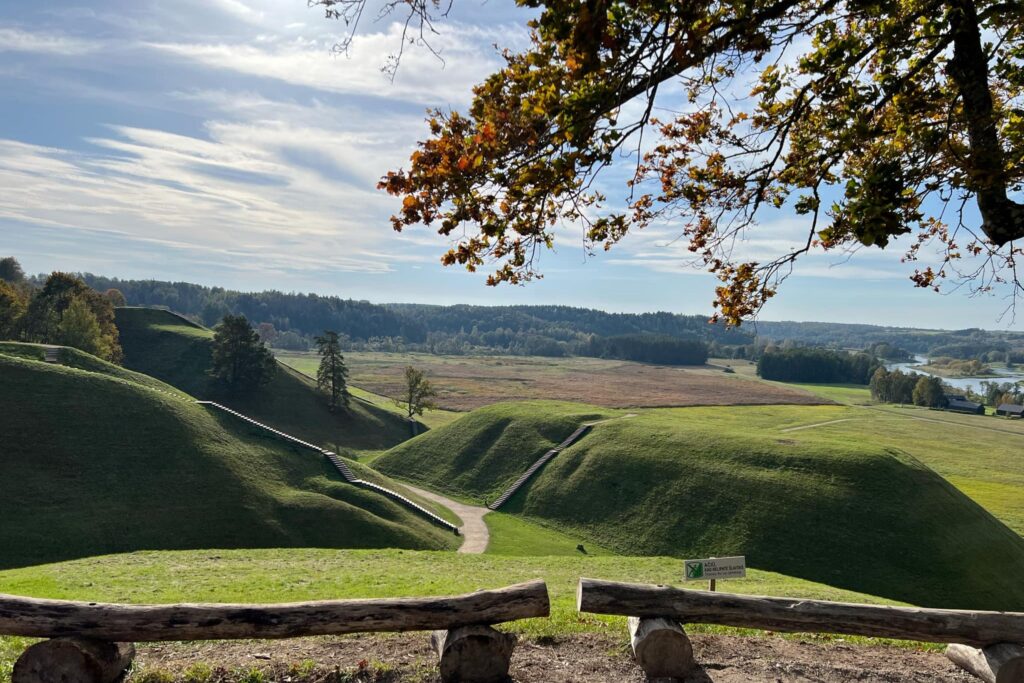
[577,578,1024,682]
[2,581,549,683]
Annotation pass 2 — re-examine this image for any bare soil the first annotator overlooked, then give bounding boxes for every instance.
[135,632,973,682]
[346,355,826,411]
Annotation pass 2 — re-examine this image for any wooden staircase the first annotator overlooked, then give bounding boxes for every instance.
[488,424,593,510]
[43,347,59,363]
[197,401,458,534]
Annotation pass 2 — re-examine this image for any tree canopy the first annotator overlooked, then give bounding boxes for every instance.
[315,0,1024,323]
[211,314,277,391]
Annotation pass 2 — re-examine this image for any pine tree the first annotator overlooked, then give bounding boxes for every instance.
[314,330,349,411]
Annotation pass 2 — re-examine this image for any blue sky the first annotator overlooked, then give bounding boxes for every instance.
[0,0,1020,330]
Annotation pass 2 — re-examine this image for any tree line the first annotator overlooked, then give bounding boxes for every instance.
[1,261,123,362]
[757,348,882,384]
[77,274,736,360]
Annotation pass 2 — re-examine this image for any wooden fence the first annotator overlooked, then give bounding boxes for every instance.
[2,581,548,683]
[577,578,1024,682]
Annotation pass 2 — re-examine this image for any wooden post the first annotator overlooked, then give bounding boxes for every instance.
[0,581,549,641]
[577,579,1024,646]
[13,638,135,683]
[946,643,1024,683]
[708,579,716,592]
[627,617,694,680]
[431,626,516,683]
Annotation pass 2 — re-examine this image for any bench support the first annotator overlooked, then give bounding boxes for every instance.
[946,643,1024,683]
[627,617,694,681]
[13,638,134,683]
[431,625,515,683]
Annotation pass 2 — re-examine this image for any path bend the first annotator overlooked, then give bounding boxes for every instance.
[400,484,490,554]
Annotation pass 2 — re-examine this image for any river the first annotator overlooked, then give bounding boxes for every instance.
[884,356,1024,394]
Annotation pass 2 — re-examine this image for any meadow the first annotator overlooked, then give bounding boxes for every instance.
[276,351,825,411]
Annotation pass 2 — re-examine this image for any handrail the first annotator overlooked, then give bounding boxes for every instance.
[196,401,458,533]
[0,581,549,641]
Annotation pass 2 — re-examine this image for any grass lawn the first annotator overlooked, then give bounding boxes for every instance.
[484,513,615,556]
[0,546,936,681]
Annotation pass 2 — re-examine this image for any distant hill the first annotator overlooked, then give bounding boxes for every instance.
[0,348,457,569]
[376,401,1024,611]
[114,307,413,453]
[77,274,1024,359]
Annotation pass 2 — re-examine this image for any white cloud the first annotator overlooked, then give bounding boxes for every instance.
[0,26,98,55]
[148,21,507,105]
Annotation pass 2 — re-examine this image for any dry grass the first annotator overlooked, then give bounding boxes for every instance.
[279,352,828,411]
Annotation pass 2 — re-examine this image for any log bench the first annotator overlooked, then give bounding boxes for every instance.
[577,578,1024,682]
[1,580,549,683]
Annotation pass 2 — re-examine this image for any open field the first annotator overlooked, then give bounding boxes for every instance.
[277,351,828,411]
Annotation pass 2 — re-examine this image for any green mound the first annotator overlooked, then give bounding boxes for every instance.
[374,401,610,503]
[0,352,456,569]
[376,402,1024,610]
[115,307,413,453]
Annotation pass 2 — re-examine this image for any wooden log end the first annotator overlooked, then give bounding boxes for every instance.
[627,616,695,680]
[946,642,1024,683]
[431,625,516,683]
[13,638,135,683]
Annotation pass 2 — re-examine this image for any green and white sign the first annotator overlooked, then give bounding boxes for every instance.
[684,556,746,581]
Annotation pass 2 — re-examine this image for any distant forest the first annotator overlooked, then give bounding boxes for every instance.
[79,275,739,363]
[75,275,1024,364]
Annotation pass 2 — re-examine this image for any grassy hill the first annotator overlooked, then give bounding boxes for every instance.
[0,349,457,569]
[374,401,610,502]
[375,401,1024,611]
[114,307,413,453]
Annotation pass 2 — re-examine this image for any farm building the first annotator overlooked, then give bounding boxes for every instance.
[996,403,1024,418]
[945,396,985,414]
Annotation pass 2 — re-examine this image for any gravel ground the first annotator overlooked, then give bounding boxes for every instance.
[136,632,976,682]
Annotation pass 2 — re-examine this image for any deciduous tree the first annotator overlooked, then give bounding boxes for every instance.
[397,365,438,419]
[0,257,25,284]
[315,0,1024,322]
[0,280,28,339]
[211,314,276,391]
[56,297,112,359]
[315,330,350,411]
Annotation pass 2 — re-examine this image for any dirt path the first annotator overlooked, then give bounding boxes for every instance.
[780,418,858,432]
[402,484,490,554]
[136,631,973,682]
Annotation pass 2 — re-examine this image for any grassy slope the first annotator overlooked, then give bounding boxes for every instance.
[375,401,1024,611]
[786,383,1024,535]
[374,401,611,504]
[115,308,413,453]
[0,351,456,570]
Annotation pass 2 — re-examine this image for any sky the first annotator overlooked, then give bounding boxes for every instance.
[0,0,1021,330]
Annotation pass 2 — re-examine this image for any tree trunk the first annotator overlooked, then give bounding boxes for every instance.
[431,625,516,683]
[946,0,1024,246]
[946,643,1024,683]
[627,616,694,680]
[0,580,549,641]
[577,579,1024,646]
[13,638,134,683]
